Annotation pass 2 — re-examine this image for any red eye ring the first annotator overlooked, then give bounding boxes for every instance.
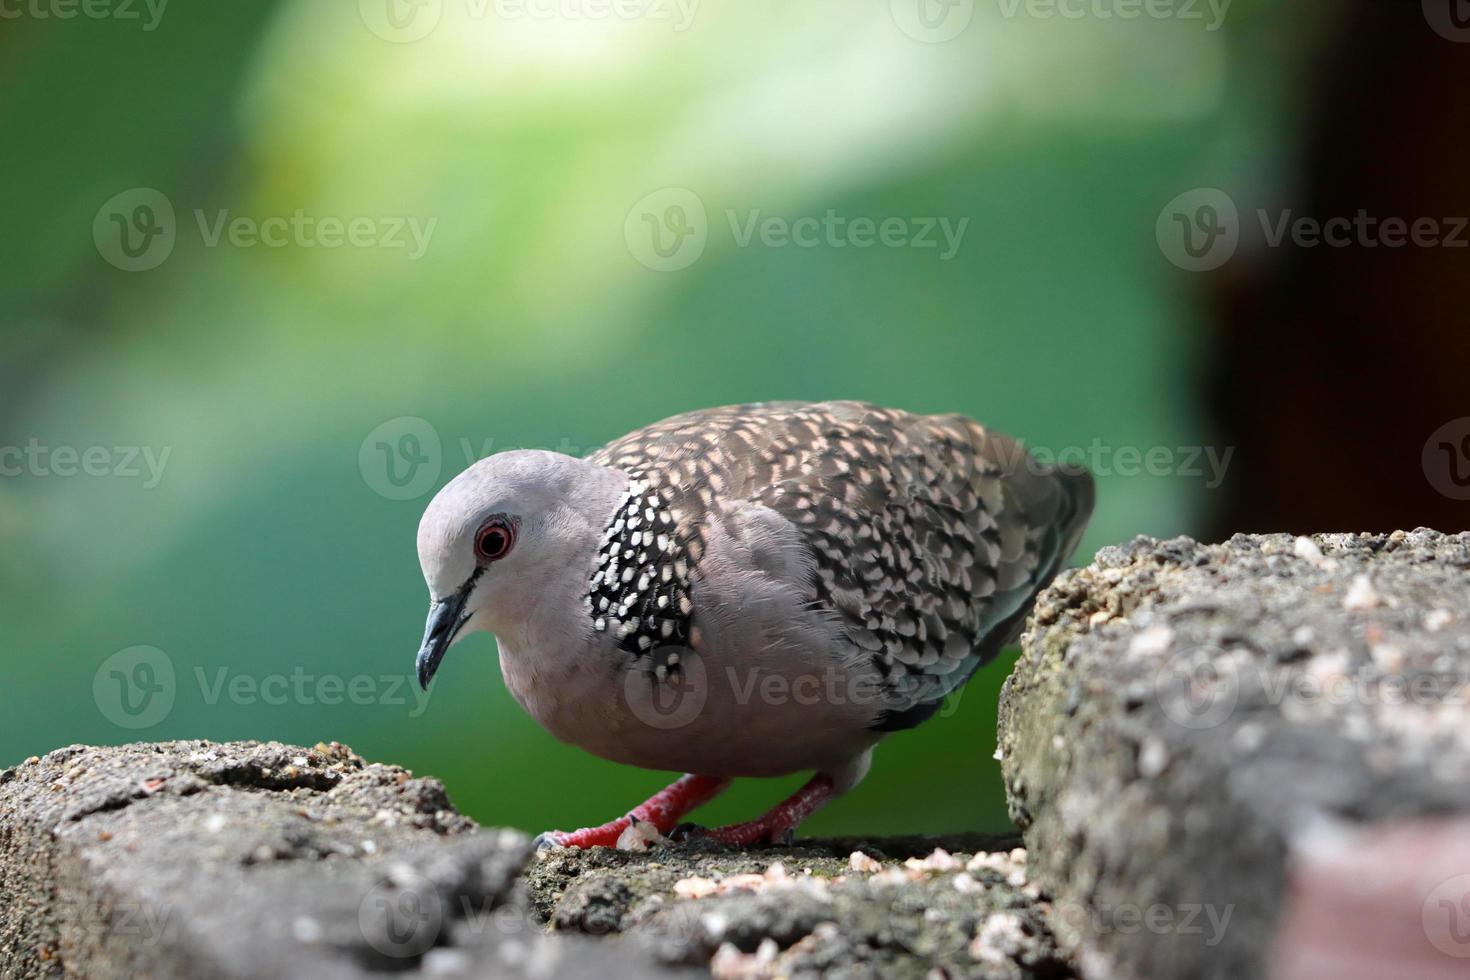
[474,518,516,563]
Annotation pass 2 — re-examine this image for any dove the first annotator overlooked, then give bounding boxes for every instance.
[414,402,1092,847]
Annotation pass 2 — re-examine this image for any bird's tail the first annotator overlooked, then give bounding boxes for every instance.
[870,447,1095,732]
[1050,462,1096,577]
[982,454,1095,658]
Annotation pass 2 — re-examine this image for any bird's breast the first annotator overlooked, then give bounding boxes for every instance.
[497,622,883,779]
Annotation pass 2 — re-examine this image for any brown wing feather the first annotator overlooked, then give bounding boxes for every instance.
[588,401,1093,722]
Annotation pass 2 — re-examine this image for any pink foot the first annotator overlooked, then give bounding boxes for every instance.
[538,773,731,849]
[686,774,836,846]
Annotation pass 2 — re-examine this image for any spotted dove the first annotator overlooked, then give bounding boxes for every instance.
[414,401,1093,846]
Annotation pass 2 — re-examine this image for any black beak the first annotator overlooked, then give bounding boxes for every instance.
[416,574,477,690]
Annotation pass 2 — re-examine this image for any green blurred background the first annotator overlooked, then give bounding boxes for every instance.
[1,0,1329,835]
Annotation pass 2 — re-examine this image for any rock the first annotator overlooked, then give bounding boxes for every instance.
[524,835,1074,978]
[0,741,1068,979]
[0,740,668,979]
[999,530,1470,980]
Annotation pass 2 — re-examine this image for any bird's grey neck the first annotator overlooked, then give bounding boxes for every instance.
[502,461,630,654]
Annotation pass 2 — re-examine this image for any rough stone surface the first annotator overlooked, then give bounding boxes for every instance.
[0,740,667,979]
[525,833,1077,979]
[999,530,1470,980]
[0,741,1071,979]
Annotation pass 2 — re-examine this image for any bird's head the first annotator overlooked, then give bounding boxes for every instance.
[413,449,622,690]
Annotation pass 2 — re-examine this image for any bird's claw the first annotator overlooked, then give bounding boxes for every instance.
[668,822,795,846]
[668,821,707,842]
[533,831,567,851]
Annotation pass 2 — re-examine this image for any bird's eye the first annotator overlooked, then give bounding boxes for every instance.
[475,518,516,562]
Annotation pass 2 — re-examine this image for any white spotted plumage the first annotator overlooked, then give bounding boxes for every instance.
[415,401,1093,790]
[585,400,1094,728]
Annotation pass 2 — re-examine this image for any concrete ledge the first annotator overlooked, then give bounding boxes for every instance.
[0,740,1072,978]
[525,832,1074,978]
[999,530,1470,979]
[0,740,659,979]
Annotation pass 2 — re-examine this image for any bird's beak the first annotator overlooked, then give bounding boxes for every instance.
[415,574,476,690]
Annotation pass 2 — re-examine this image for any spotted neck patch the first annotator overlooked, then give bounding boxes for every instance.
[584,481,694,655]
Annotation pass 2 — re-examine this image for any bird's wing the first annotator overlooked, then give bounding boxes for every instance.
[588,401,1093,725]
[583,402,812,658]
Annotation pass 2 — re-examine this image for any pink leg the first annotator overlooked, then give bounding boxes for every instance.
[539,773,731,849]
[695,773,836,846]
